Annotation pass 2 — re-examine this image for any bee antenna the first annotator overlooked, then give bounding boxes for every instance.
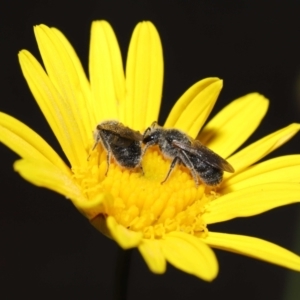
[151,121,158,127]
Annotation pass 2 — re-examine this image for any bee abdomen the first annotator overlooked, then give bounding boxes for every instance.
[199,167,223,186]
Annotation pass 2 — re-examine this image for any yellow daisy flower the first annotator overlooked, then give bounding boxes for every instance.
[1,20,300,282]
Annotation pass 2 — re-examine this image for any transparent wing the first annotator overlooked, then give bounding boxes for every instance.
[117,126,143,142]
[172,139,234,173]
[98,121,143,142]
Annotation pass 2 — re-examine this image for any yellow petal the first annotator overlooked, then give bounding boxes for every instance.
[18,50,85,167]
[0,112,69,174]
[52,27,95,132]
[125,21,163,130]
[198,93,269,157]
[89,21,125,122]
[14,159,84,201]
[203,183,300,225]
[161,231,218,281]
[106,216,143,249]
[34,25,92,151]
[165,78,222,138]
[222,155,300,193]
[225,123,300,177]
[138,239,166,274]
[205,232,300,272]
[73,193,110,220]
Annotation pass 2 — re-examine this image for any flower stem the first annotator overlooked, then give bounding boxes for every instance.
[113,248,132,300]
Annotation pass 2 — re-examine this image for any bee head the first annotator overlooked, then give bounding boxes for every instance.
[143,122,163,145]
[143,129,158,144]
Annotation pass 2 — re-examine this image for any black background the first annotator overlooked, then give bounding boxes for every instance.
[1,1,300,299]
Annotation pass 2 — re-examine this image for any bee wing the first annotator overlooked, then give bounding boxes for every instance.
[172,139,234,173]
[117,127,143,142]
[99,122,143,144]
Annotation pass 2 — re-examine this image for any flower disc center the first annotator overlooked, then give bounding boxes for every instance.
[74,147,212,239]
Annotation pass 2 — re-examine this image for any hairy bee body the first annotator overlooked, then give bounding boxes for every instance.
[93,121,143,174]
[142,122,234,186]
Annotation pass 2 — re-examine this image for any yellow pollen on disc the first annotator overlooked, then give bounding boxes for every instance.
[74,147,213,239]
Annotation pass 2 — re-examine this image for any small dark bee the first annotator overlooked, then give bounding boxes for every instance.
[92,121,143,175]
[142,122,234,186]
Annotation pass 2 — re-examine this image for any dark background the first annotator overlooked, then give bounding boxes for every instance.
[1,1,300,299]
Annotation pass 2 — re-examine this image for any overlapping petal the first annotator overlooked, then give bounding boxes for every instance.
[203,183,300,224]
[0,112,69,173]
[161,232,218,281]
[222,155,300,192]
[106,216,143,249]
[139,239,166,273]
[19,50,86,166]
[34,25,92,153]
[165,78,222,138]
[52,27,95,131]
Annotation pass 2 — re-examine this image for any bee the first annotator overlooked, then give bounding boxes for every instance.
[92,121,143,175]
[142,122,234,186]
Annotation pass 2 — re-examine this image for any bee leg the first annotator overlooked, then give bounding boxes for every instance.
[143,126,152,138]
[180,151,199,186]
[105,150,111,176]
[151,121,158,128]
[141,142,152,158]
[161,156,180,184]
[140,165,144,175]
[87,141,101,168]
[87,136,100,161]
[190,169,199,186]
[96,131,113,176]
[87,152,91,161]
[135,157,144,175]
